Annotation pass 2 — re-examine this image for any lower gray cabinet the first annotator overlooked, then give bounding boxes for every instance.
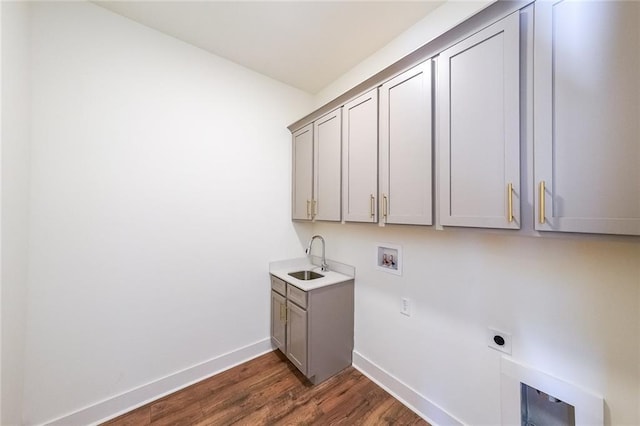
[270,274,354,384]
[270,290,286,353]
[286,301,307,373]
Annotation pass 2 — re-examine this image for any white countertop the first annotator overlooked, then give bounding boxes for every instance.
[269,257,355,291]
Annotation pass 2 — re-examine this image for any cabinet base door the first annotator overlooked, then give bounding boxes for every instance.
[271,291,286,352]
[286,301,307,375]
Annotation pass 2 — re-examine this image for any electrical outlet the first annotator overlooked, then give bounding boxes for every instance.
[401,298,411,316]
[487,327,512,355]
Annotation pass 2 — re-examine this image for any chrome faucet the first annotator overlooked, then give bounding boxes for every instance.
[305,234,328,271]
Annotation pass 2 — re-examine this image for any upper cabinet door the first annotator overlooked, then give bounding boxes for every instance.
[313,108,342,222]
[438,12,520,229]
[534,0,640,235]
[342,89,379,223]
[379,60,433,226]
[292,124,313,221]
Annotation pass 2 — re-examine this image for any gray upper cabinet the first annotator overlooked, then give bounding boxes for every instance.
[313,109,342,221]
[438,12,520,229]
[290,0,639,237]
[292,124,313,221]
[379,60,433,226]
[534,0,640,235]
[292,109,342,222]
[342,89,379,223]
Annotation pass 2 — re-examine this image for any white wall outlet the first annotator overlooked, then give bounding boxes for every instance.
[487,327,512,355]
[401,298,411,316]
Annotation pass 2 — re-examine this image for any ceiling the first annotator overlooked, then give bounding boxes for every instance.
[93,1,445,94]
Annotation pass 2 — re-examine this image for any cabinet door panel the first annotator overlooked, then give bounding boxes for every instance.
[292,124,313,220]
[314,109,342,221]
[342,89,378,222]
[271,291,286,353]
[286,301,307,375]
[438,12,520,229]
[534,0,640,235]
[379,60,433,225]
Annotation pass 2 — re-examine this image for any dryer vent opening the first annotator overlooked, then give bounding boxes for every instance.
[521,383,575,426]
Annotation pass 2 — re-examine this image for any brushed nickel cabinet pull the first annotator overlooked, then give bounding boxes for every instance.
[306,200,311,218]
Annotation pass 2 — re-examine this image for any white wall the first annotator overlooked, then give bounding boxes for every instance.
[314,0,493,108]
[1,1,31,424]
[20,2,313,424]
[313,223,640,425]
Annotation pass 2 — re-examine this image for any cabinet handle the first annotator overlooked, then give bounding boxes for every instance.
[312,199,317,217]
[306,200,311,218]
[370,194,375,218]
[539,181,546,224]
[507,183,514,223]
[383,194,388,219]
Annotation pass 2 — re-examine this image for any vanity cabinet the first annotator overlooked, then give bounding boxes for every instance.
[379,60,433,225]
[269,274,354,384]
[533,0,640,236]
[438,12,521,229]
[342,89,379,223]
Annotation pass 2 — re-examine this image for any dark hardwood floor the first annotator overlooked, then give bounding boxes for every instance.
[102,350,429,426]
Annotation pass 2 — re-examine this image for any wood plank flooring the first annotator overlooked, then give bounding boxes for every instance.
[102,350,429,426]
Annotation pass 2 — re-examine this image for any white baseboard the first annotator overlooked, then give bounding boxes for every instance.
[352,351,464,426]
[45,338,274,426]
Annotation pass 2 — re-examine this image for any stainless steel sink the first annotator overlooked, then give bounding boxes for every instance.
[288,270,324,281]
